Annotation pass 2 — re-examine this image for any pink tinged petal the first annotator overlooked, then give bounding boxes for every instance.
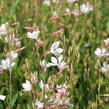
[36,38,45,47]
[0,30,7,32]
[51,57,57,64]
[58,23,65,27]
[56,69,63,75]
[49,29,64,35]
[87,5,94,8]
[43,50,51,56]
[15,46,26,52]
[0,70,3,74]
[35,101,44,108]
[49,16,60,21]
[104,38,109,46]
[23,27,38,31]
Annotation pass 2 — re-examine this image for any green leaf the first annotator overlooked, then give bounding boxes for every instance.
[104,105,109,109]
[9,93,18,108]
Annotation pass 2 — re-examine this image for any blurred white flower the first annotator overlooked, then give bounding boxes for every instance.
[35,100,44,109]
[44,0,51,6]
[0,95,6,101]
[27,29,40,39]
[67,0,76,3]
[65,98,73,106]
[104,38,109,47]
[0,23,8,36]
[72,9,80,16]
[6,51,18,60]
[54,96,62,105]
[27,29,44,47]
[101,62,109,72]
[95,48,109,57]
[56,84,67,95]
[50,41,63,56]
[80,3,93,13]
[5,34,21,47]
[40,60,47,71]
[22,80,32,91]
[39,80,44,90]
[66,8,70,13]
[45,95,48,98]
[0,58,15,70]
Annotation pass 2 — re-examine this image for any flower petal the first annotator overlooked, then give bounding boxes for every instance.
[51,57,57,64]
[51,41,60,50]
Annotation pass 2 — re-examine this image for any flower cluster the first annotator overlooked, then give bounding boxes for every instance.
[95,38,109,73]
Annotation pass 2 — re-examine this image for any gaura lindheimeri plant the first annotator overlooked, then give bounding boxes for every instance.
[95,48,109,58]
[80,3,94,13]
[5,34,21,47]
[0,22,8,36]
[47,55,68,74]
[44,0,51,6]
[67,0,76,3]
[104,38,109,48]
[22,80,32,91]
[44,41,63,56]
[0,58,15,70]
[54,96,62,105]
[39,80,49,91]
[72,9,81,16]
[6,51,18,60]
[0,95,6,101]
[101,62,109,73]
[39,80,44,90]
[55,83,67,96]
[40,59,47,72]
[27,29,45,47]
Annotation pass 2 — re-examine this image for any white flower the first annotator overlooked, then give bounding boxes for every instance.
[35,100,44,109]
[22,80,32,91]
[67,0,76,3]
[95,48,109,57]
[50,41,63,56]
[65,98,73,106]
[104,38,109,47]
[14,38,21,47]
[54,96,62,105]
[0,95,6,101]
[80,4,93,13]
[56,84,67,94]
[44,0,51,6]
[101,63,109,72]
[47,55,68,70]
[4,34,21,47]
[6,51,18,60]
[66,8,70,13]
[39,80,44,90]
[27,29,40,39]
[0,58,15,70]
[72,9,80,16]
[40,60,47,67]
[0,23,8,36]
